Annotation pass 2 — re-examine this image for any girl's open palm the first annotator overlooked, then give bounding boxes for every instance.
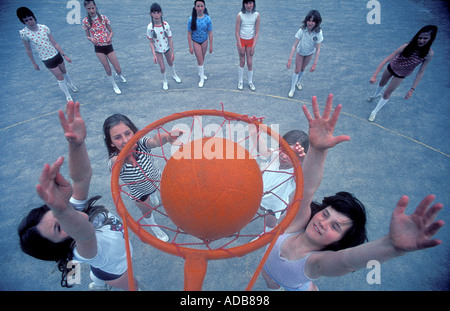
[302,94,350,150]
[389,195,444,252]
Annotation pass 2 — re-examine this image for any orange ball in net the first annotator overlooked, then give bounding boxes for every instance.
[160,137,263,241]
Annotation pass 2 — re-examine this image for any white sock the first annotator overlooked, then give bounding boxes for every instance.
[296,71,304,84]
[373,85,384,97]
[290,73,299,92]
[57,80,71,98]
[144,214,157,225]
[238,66,244,83]
[170,65,178,77]
[247,69,253,84]
[107,74,117,86]
[372,98,389,114]
[90,271,106,287]
[162,72,167,83]
[62,73,73,86]
[198,65,204,81]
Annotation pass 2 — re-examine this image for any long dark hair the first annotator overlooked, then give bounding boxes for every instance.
[190,0,209,31]
[301,10,322,33]
[310,192,368,251]
[150,3,168,39]
[103,114,139,157]
[83,0,103,28]
[401,25,438,58]
[18,196,110,287]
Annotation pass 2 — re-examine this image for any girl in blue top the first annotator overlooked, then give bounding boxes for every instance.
[187,0,213,88]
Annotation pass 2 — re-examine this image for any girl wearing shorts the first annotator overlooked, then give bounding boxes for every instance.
[82,0,126,95]
[368,25,437,122]
[235,0,260,91]
[188,0,213,88]
[103,114,183,242]
[18,102,138,290]
[17,7,78,102]
[287,10,323,98]
[147,3,181,91]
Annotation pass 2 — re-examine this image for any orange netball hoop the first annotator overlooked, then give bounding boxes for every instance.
[111,106,303,291]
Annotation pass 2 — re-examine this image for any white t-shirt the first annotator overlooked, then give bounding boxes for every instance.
[147,21,172,53]
[295,28,323,56]
[238,11,259,40]
[259,150,296,218]
[20,24,59,60]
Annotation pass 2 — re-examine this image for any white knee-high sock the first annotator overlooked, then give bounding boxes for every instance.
[198,65,204,81]
[247,69,253,84]
[372,98,389,114]
[296,71,304,84]
[62,73,73,86]
[170,65,178,77]
[57,80,71,98]
[290,73,299,92]
[238,66,244,83]
[373,85,384,97]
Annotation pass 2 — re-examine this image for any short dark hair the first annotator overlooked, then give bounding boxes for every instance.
[16,7,36,24]
[310,192,368,251]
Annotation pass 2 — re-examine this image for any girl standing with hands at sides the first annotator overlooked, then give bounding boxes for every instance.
[103,114,184,242]
[367,25,437,122]
[82,0,126,95]
[17,7,78,102]
[18,101,139,291]
[188,0,213,88]
[262,94,445,291]
[147,3,181,91]
[235,0,260,91]
[287,10,323,98]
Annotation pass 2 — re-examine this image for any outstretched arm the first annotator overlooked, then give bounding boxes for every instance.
[306,195,444,279]
[36,157,97,259]
[58,101,92,201]
[287,94,350,233]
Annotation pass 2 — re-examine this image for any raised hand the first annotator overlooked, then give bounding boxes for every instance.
[302,94,350,151]
[58,101,86,146]
[36,156,73,212]
[389,195,445,252]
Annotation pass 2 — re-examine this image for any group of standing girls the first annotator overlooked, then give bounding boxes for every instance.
[17,1,437,123]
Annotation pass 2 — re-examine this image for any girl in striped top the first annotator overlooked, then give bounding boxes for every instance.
[103,114,183,241]
[368,25,437,122]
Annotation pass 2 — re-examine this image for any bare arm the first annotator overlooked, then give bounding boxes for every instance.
[405,50,434,99]
[370,44,407,84]
[310,43,321,72]
[48,33,71,63]
[306,195,444,279]
[286,94,350,233]
[22,39,39,70]
[287,38,300,69]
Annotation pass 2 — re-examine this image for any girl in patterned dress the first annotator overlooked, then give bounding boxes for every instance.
[147,3,181,91]
[103,114,183,242]
[188,0,213,88]
[17,7,78,102]
[82,0,126,95]
[368,25,437,122]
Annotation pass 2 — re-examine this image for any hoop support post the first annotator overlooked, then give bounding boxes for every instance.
[184,252,208,291]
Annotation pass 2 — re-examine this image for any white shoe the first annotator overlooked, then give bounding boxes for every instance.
[113,84,121,94]
[248,82,256,91]
[152,227,169,242]
[163,82,168,90]
[89,282,112,291]
[198,79,204,88]
[296,83,303,91]
[367,94,381,102]
[288,90,295,98]
[173,75,181,83]
[237,82,243,90]
[67,83,78,93]
[117,73,127,83]
[368,112,377,122]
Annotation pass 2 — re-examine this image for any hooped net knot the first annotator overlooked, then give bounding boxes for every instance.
[111,105,303,290]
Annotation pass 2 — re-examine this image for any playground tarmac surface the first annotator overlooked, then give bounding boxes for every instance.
[0,0,449,292]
